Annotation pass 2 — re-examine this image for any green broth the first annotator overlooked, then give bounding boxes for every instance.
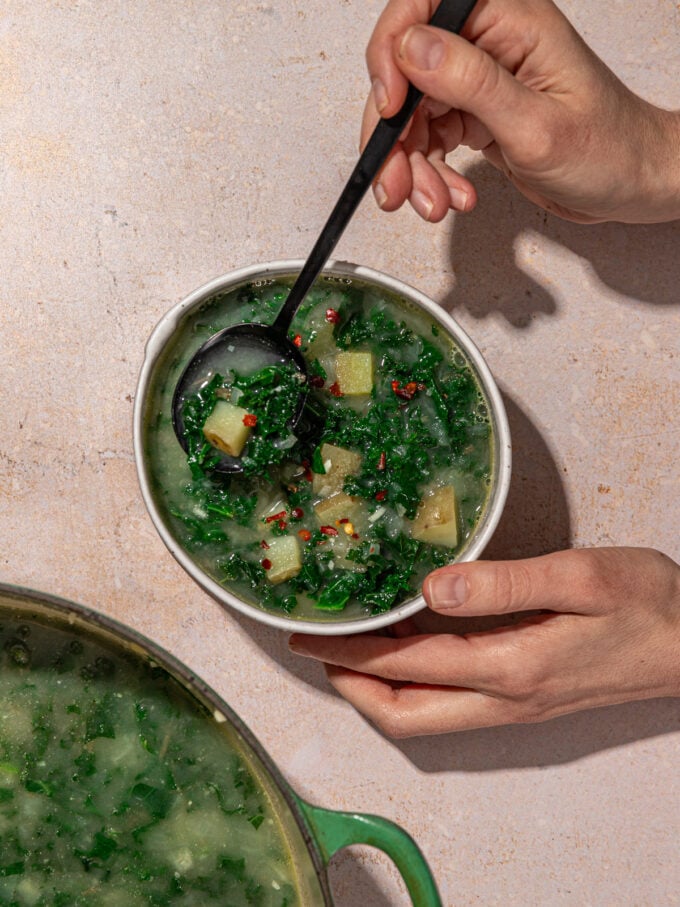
[0,609,313,905]
[143,275,494,621]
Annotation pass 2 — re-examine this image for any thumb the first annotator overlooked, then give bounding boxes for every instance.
[395,25,540,154]
[423,551,598,617]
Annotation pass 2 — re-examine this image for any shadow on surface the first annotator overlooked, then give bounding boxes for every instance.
[483,390,570,560]
[444,162,680,327]
[327,850,412,907]
[395,697,680,773]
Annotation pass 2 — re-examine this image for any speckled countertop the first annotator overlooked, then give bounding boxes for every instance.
[1,2,679,904]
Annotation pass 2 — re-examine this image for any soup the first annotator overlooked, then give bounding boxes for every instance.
[0,610,308,905]
[142,275,493,621]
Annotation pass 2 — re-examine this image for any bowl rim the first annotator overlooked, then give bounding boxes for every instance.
[133,259,512,635]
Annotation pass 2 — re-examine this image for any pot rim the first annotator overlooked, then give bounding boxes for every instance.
[133,259,512,635]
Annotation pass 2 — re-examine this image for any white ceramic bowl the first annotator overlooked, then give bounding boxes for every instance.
[133,260,511,635]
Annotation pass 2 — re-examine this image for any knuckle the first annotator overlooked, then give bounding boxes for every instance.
[499,679,556,724]
[489,648,552,702]
[517,118,562,170]
[497,666,537,701]
[380,719,413,740]
[511,699,553,726]
[560,547,622,603]
[456,50,503,108]
[372,702,415,740]
[505,106,575,175]
[482,561,536,612]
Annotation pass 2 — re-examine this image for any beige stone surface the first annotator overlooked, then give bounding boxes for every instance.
[1,1,678,904]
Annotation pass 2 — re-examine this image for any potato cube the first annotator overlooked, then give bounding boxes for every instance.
[313,443,362,497]
[264,536,302,584]
[411,485,458,547]
[305,318,337,357]
[313,493,366,571]
[314,492,361,527]
[202,399,252,457]
[335,351,373,396]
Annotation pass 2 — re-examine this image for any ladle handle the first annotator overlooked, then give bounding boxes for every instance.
[272,0,478,335]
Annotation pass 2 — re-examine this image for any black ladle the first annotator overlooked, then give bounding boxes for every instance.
[173,0,477,473]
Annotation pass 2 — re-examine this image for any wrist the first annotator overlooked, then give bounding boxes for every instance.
[629,104,680,223]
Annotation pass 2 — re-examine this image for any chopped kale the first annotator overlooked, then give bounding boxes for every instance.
[181,373,223,477]
[231,363,306,476]
[168,281,494,618]
[315,572,365,611]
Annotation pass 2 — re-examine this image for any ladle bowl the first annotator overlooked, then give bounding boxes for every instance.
[172,322,309,473]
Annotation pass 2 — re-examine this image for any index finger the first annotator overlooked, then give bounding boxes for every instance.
[289,630,501,689]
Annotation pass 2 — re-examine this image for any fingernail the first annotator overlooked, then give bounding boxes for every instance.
[374,181,388,209]
[411,189,434,221]
[427,573,468,610]
[400,26,446,71]
[372,77,389,114]
[288,637,309,656]
[449,186,469,211]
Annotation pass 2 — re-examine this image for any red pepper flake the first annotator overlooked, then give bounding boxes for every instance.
[320,525,338,536]
[293,333,303,348]
[298,528,312,542]
[277,520,287,531]
[242,413,258,427]
[291,507,304,520]
[351,532,360,540]
[309,375,325,388]
[337,517,349,524]
[260,540,270,550]
[328,381,343,397]
[265,510,287,524]
[261,558,272,570]
[325,307,341,324]
[377,451,386,471]
[301,459,313,482]
[375,490,387,502]
[391,379,418,400]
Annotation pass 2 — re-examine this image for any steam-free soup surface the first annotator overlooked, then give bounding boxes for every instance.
[144,275,494,620]
[0,612,304,905]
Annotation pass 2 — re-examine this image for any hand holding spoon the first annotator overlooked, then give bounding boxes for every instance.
[172,0,478,473]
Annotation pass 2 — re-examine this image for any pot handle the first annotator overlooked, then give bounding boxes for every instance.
[296,798,442,907]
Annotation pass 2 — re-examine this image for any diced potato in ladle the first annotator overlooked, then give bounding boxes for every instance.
[202,399,253,458]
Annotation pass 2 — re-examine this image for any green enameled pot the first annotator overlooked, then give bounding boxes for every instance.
[0,584,441,906]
